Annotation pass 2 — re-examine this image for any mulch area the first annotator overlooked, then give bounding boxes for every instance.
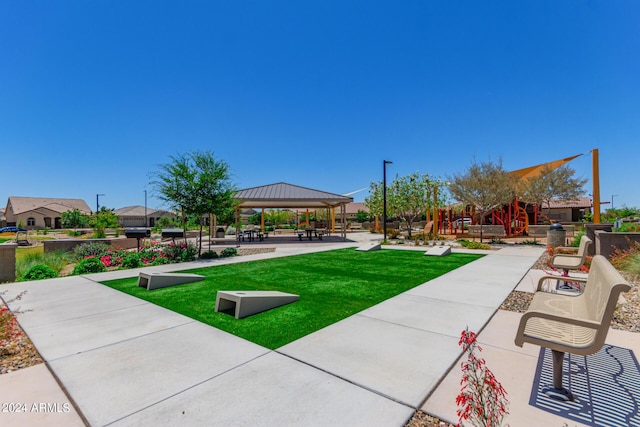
[2,246,638,427]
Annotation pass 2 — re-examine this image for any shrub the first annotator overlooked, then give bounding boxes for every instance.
[458,240,491,250]
[610,241,640,275]
[520,239,542,246]
[570,229,586,247]
[73,257,107,275]
[121,253,143,269]
[200,250,219,259]
[385,228,400,239]
[162,241,197,262]
[20,264,58,281]
[150,257,170,266]
[16,250,72,278]
[220,247,238,257]
[74,242,110,259]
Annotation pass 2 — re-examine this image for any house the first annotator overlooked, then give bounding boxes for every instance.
[344,202,371,222]
[4,197,92,229]
[114,206,175,228]
[533,196,593,223]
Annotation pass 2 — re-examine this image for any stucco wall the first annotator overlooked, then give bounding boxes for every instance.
[594,231,640,259]
[44,238,140,253]
[0,243,17,283]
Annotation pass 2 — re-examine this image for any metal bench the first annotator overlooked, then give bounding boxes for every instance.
[514,255,630,401]
[551,235,592,275]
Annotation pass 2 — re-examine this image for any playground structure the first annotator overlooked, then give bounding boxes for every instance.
[431,151,598,238]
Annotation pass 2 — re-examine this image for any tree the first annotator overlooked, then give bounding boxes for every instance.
[447,159,515,241]
[61,208,89,231]
[364,181,384,229]
[89,207,120,238]
[388,172,442,238]
[366,172,444,238]
[150,150,236,255]
[355,210,370,223]
[517,165,587,220]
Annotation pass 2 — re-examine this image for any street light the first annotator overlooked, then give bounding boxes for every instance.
[96,194,105,213]
[144,190,148,228]
[611,194,619,210]
[383,160,392,242]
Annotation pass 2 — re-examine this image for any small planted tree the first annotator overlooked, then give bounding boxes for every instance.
[448,159,515,242]
[61,208,89,235]
[89,207,120,238]
[150,150,237,256]
[517,165,587,221]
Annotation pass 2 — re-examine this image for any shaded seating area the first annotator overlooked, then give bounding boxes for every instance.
[235,182,352,242]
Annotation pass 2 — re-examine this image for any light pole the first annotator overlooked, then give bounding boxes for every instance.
[96,194,105,213]
[383,160,392,242]
[144,190,148,228]
[611,194,618,211]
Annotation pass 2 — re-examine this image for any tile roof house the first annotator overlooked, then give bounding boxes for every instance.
[114,206,175,228]
[4,197,92,229]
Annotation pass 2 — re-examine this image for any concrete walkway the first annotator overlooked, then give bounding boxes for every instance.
[3,235,619,426]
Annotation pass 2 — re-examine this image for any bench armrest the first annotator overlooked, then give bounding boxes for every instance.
[555,246,578,253]
[519,310,600,329]
[536,275,587,291]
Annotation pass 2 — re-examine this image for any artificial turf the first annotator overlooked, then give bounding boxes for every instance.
[101,248,483,349]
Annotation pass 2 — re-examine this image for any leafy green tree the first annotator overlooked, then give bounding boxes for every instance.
[355,210,370,223]
[388,172,444,238]
[517,165,587,219]
[602,206,640,222]
[89,207,120,238]
[264,209,294,226]
[364,181,384,226]
[150,150,237,255]
[447,159,515,241]
[61,208,89,231]
[366,173,444,237]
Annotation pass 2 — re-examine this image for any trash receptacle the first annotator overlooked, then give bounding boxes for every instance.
[215,227,225,238]
[547,223,566,247]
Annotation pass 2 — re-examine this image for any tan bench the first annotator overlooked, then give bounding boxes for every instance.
[467,225,506,238]
[514,255,630,401]
[550,235,592,275]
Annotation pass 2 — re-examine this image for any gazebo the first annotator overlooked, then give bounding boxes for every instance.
[235,182,354,240]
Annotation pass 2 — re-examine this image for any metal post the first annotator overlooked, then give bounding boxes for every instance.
[144,190,148,228]
[383,160,392,242]
[592,149,601,224]
[96,193,105,213]
[611,194,618,211]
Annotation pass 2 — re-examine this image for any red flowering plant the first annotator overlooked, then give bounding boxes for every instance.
[0,291,27,355]
[456,328,509,427]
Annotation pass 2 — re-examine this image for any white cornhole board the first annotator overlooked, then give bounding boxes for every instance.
[137,272,205,290]
[424,246,451,256]
[356,242,381,252]
[215,291,299,319]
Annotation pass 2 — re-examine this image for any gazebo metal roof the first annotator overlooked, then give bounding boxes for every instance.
[236,182,353,209]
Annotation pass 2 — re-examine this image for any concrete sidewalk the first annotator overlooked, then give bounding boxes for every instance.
[0,240,579,426]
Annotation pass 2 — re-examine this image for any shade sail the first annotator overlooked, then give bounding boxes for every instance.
[510,154,583,180]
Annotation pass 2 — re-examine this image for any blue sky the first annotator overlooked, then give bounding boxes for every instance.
[1,1,638,211]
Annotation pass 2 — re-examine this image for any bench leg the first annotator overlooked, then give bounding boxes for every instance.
[543,350,574,401]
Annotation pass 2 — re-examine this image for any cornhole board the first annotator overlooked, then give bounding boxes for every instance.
[356,242,381,252]
[215,291,299,319]
[137,272,205,290]
[424,246,451,256]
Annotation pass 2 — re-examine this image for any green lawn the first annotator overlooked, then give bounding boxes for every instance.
[102,248,483,349]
